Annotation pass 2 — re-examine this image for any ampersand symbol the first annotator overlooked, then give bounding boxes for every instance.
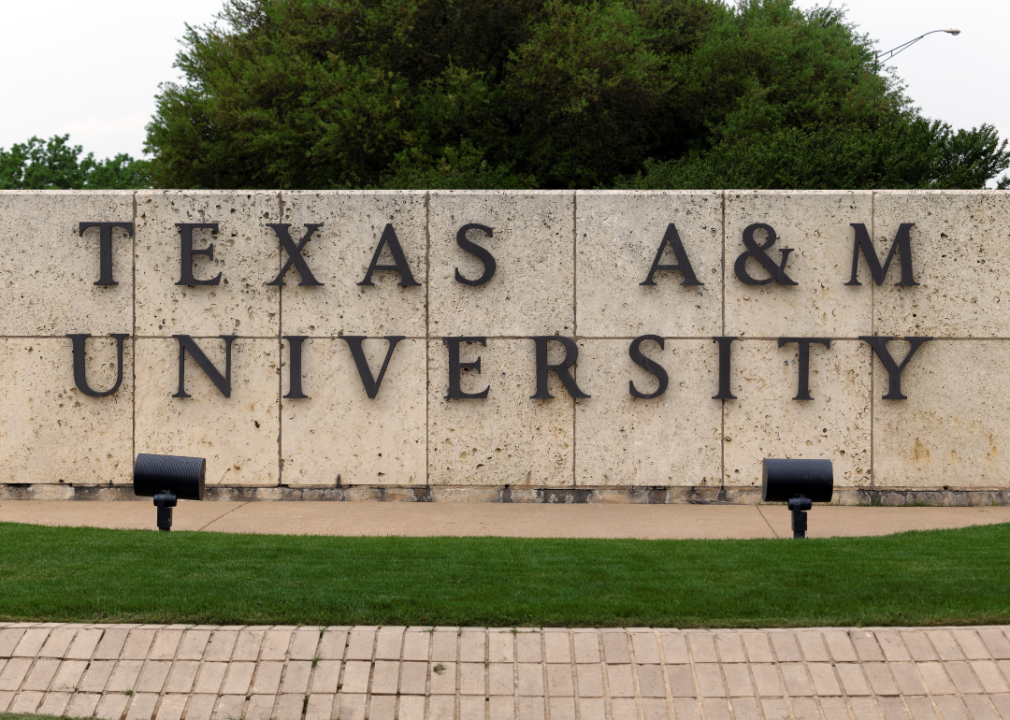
[733,223,798,286]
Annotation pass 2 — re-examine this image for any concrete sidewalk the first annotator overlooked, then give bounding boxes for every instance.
[3,622,1010,720]
[0,500,1009,539]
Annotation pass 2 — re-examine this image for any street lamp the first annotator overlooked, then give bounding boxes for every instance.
[875,29,960,62]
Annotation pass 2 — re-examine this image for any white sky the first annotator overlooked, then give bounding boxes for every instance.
[793,0,1010,151]
[0,0,1006,166]
[0,0,223,159]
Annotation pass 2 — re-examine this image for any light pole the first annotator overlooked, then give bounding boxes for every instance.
[875,29,960,62]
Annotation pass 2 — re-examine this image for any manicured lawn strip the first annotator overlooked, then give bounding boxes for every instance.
[0,521,1008,628]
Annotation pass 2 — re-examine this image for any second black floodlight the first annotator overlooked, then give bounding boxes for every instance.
[133,453,206,531]
[762,458,833,539]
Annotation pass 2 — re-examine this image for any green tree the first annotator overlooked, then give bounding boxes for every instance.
[617,121,1010,190]
[145,0,1009,190]
[0,135,151,190]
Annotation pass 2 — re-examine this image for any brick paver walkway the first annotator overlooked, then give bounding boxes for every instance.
[3,624,1010,720]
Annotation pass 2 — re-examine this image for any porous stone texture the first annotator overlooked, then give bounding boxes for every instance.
[0,191,134,335]
[428,190,574,336]
[575,191,722,337]
[723,339,872,489]
[0,337,132,485]
[134,191,281,337]
[874,340,1010,489]
[428,338,574,486]
[281,338,426,486]
[4,190,1010,502]
[134,338,279,486]
[279,191,427,337]
[724,191,872,337]
[574,339,721,486]
[874,191,1010,337]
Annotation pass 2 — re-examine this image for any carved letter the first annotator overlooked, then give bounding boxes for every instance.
[443,337,490,399]
[777,338,831,400]
[733,224,797,286]
[846,223,918,286]
[267,224,323,286]
[712,336,737,400]
[455,224,497,286]
[640,224,702,286]
[341,336,404,399]
[173,335,236,398]
[860,336,932,399]
[284,336,309,399]
[67,333,128,397]
[358,224,420,287]
[176,223,222,286]
[79,222,133,286]
[530,337,590,400]
[628,335,669,399]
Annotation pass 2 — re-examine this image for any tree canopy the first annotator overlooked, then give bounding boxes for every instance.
[0,135,150,190]
[143,0,1008,190]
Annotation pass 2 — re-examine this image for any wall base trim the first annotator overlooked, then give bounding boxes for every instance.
[2,484,1010,506]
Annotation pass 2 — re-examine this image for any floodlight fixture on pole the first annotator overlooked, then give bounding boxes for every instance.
[133,453,206,531]
[875,29,960,62]
[761,459,833,539]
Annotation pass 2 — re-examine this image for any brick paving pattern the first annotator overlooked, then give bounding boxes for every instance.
[2,624,1010,719]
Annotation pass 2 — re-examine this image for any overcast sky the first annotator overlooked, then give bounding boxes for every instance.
[0,0,1006,165]
[793,0,1009,150]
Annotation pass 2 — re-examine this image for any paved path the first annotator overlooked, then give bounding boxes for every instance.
[2,501,1010,539]
[2,623,1010,719]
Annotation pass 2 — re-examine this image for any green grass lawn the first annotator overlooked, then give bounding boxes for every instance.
[1,521,1008,628]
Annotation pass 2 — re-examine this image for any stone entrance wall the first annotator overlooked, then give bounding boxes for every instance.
[1,190,1007,504]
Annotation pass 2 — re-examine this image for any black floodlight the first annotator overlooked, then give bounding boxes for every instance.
[133,453,206,531]
[762,458,833,539]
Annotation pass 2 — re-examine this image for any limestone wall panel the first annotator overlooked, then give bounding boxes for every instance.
[428,191,574,337]
[0,191,134,335]
[725,191,872,337]
[134,337,280,487]
[873,340,1010,488]
[575,191,722,337]
[873,191,1010,337]
[428,338,573,486]
[0,337,132,485]
[574,339,721,487]
[280,191,427,337]
[281,338,426,487]
[722,339,872,490]
[134,191,281,337]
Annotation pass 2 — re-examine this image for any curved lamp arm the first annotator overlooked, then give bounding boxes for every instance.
[875,29,960,62]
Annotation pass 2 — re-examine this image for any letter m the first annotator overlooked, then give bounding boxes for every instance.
[846,223,918,286]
